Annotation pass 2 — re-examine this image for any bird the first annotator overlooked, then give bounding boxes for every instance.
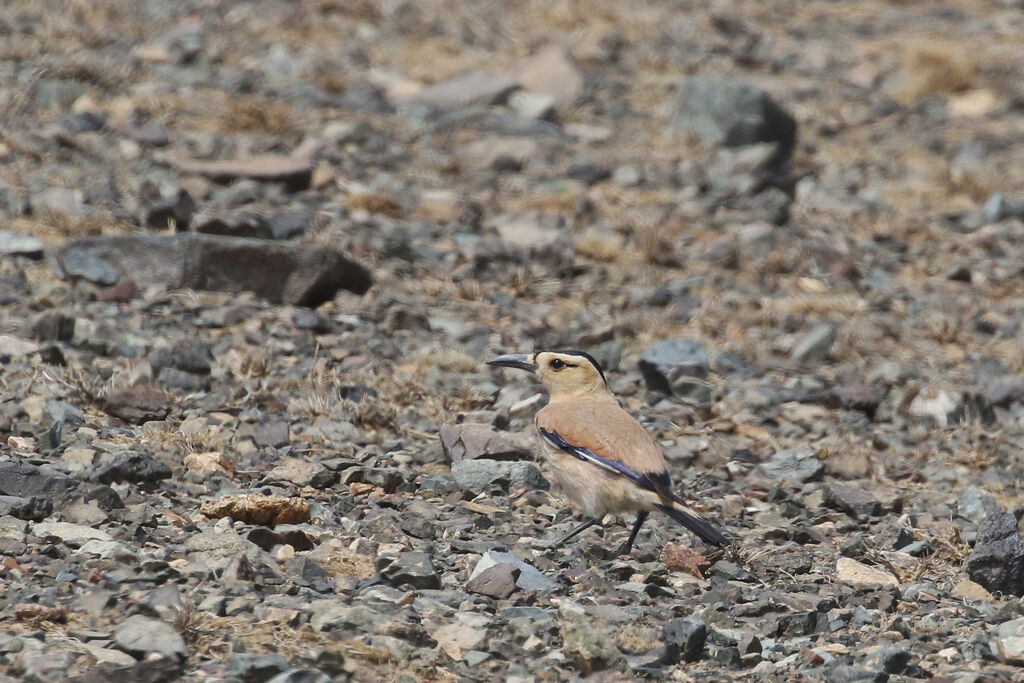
[486,349,729,555]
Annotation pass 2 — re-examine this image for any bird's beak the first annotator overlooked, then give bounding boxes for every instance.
[485,353,535,373]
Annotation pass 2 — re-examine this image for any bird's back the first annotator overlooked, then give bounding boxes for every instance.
[536,398,668,475]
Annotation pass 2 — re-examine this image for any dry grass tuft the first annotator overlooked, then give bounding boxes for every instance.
[222,96,305,136]
[310,549,376,579]
[347,192,404,218]
[894,40,977,103]
[172,596,203,645]
[343,395,397,430]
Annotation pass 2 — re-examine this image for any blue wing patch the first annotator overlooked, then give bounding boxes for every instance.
[538,426,670,497]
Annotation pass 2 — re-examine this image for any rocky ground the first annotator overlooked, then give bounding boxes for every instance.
[3,0,1024,681]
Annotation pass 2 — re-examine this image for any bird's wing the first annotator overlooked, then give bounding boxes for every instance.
[536,401,675,503]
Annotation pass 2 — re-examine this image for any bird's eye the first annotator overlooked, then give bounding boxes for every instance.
[549,358,565,370]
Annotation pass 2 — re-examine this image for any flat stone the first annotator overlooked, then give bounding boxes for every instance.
[113,615,187,659]
[790,323,838,364]
[450,459,548,493]
[0,230,44,258]
[0,335,40,358]
[466,562,520,599]
[184,531,272,567]
[100,388,173,424]
[835,557,899,589]
[58,246,119,285]
[176,154,314,189]
[225,653,290,682]
[470,551,555,591]
[439,423,535,463]
[950,579,994,601]
[33,521,113,546]
[758,448,824,484]
[55,233,371,306]
[266,458,326,487]
[401,71,518,109]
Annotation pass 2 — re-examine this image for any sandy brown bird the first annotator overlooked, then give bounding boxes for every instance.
[487,350,729,554]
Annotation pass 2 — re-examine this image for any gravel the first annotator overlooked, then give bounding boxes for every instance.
[1,0,1023,680]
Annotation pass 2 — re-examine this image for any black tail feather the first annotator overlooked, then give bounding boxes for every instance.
[655,503,730,546]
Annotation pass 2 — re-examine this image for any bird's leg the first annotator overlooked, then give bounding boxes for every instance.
[617,511,649,555]
[556,517,600,546]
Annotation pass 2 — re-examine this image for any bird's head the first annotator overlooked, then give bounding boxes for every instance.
[486,349,608,399]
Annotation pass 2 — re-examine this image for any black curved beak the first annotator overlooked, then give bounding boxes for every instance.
[485,353,535,373]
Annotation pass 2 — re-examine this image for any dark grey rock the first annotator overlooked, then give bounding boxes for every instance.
[710,560,758,582]
[225,653,290,683]
[863,644,911,674]
[566,162,612,185]
[377,552,441,589]
[269,207,315,240]
[99,387,173,424]
[144,189,195,231]
[663,617,706,663]
[825,483,882,520]
[984,374,1024,407]
[43,399,86,428]
[58,246,119,285]
[758,448,823,483]
[126,122,171,147]
[671,76,797,165]
[450,459,548,493]
[0,495,52,521]
[55,233,372,306]
[61,111,106,132]
[22,310,75,342]
[638,338,712,405]
[964,512,1024,596]
[254,419,291,448]
[66,658,185,683]
[89,451,172,485]
[340,467,405,493]
[0,461,123,510]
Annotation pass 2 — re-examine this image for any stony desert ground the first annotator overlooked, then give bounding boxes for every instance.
[2,0,1024,681]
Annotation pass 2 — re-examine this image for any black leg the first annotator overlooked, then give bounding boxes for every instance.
[618,511,649,555]
[556,517,600,546]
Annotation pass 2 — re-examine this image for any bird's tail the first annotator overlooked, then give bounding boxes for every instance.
[655,502,730,546]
